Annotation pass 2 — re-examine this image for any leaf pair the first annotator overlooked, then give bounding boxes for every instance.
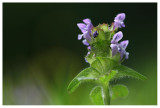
[90,85,129,105]
[67,57,147,105]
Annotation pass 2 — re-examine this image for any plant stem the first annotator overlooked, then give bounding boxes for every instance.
[103,84,110,105]
[106,86,110,105]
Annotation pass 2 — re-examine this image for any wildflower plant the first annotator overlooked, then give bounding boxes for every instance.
[67,13,147,105]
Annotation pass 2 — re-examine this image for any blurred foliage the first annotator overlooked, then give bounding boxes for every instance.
[3,3,157,105]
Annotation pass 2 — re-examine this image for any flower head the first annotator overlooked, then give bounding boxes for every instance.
[113,13,126,29]
[77,18,93,46]
[110,31,129,60]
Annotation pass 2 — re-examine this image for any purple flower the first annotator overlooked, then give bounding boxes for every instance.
[113,13,126,29]
[77,18,93,46]
[110,31,129,60]
[82,39,89,46]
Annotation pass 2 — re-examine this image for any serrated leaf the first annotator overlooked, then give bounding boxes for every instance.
[67,67,100,93]
[113,65,147,80]
[111,85,129,100]
[90,86,104,105]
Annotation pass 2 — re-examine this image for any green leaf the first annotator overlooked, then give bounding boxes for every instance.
[111,85,129,100]
[91,57,117,74]
[91,58,103,74]
[67,67,100,93]
[113,65,147,80]
[90,86,104,105]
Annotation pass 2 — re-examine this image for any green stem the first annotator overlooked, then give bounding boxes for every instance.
[106,87,110,105]
[103,84,110,105]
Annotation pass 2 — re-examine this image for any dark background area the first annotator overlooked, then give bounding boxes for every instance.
[3,3,157,105]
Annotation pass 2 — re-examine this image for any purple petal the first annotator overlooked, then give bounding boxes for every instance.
[113,13,126,29]
[83,18,91,24]
[82,39,89,46]
[87,46,91,50]
[86,23,93,33]
[120,40,129,49]
[77,23,86,33]
[118,47,127,60]
[120,51,124,60]
[83,31,91,41]
[121,23,125,27]
[87,52,90,55]
[111,31,123,44]
[115,13,126,21]
[113,22,119,30]
[78,34,83,40]
[125,52,129,59]
[110,44,118,56]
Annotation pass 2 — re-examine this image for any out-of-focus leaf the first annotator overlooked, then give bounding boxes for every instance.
[113,65,147,80]
[67,67,100,93]
[111,85,129,100]
[89,86,104,105]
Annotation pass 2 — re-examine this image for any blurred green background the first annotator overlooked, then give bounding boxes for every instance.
[3,3,157,105]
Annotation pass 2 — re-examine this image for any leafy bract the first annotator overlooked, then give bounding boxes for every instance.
[91,57,117,74]
[92,40,111,57]
[67,67,100,93]
[113,65,147,80]
[90,86,104,105]
[111,85,129,100]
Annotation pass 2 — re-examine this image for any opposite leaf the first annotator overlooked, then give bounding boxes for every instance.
[112,65,147,80]
[90,86,104,105]
[111,84,129,100]
[67,67,100,93]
